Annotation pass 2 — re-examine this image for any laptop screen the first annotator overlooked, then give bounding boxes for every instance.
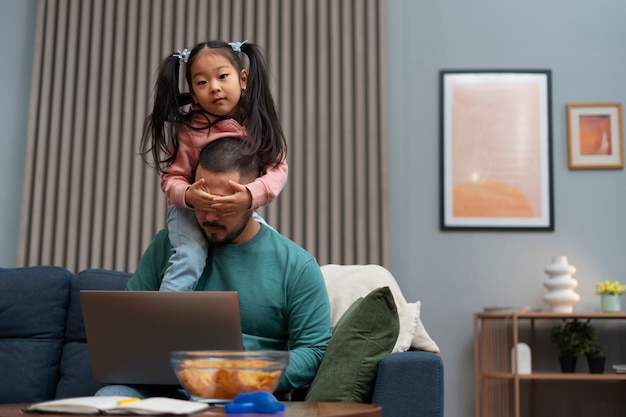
[80,291,243,385]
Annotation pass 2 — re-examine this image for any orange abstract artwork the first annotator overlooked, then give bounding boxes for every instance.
[450,82,542,219]
[579,115,611,155]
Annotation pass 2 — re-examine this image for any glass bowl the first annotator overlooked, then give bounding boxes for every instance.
[171,350,289,403]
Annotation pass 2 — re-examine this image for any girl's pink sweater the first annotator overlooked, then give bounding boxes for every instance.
[161,116,288,210]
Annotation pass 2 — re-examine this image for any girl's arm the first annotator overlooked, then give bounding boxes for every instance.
[161,119,248,208]
[210,159,288,216]
[160,135,200,209]
[246,159,289,209]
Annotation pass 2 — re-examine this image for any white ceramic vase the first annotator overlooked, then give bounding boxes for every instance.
[542,255,580,313]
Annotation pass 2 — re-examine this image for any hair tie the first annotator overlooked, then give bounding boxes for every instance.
[173,49,190,63]
[228,40,248,53]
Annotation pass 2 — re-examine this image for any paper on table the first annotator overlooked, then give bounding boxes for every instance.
[27,396,209,415]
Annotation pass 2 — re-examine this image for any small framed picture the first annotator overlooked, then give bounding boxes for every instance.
[567,102,624,169]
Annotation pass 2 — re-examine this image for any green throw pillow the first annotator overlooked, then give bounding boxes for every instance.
[305,286,400,403]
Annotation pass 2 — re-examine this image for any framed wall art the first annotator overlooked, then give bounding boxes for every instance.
[566,102,624,169]
[439,70,553,231]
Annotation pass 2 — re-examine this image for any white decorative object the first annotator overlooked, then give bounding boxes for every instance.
[543,256,580,313]
[511,342,532,374]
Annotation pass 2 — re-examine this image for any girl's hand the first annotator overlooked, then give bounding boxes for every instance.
[210,180,252,217]
[184,179,217,210]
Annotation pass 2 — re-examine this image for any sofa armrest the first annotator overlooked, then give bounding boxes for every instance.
[371,351,444,417]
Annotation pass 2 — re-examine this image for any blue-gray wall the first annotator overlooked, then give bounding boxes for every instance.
[0,0,37,268]
[386,1,626,416]
[3,0,626,415]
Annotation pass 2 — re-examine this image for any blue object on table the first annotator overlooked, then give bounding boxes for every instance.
[224,391,285,415]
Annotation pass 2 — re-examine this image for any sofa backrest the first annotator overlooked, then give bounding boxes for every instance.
[0,266,73,403]
[0,267,131,403]
[56,269,131,399]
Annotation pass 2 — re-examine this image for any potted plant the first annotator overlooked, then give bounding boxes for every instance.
[595,280,626,312]
[550,318,593,372]
[582,335,606,374]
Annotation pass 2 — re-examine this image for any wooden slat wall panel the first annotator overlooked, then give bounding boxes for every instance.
[18,0,389,272]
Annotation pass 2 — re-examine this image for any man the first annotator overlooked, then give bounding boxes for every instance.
[103,137,331,398]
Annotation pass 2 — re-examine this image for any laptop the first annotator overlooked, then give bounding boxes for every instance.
[80,291,243,385]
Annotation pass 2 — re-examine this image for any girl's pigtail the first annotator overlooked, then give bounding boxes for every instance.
[140,55,194,174]
[240,43,287,169]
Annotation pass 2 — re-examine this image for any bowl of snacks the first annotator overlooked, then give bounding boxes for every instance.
[171,350,289,403]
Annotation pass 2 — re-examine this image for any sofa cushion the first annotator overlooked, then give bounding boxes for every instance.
[55,269,132,399]
[0,266,73,403]
[322,264,440,353]
[305,286,399,403]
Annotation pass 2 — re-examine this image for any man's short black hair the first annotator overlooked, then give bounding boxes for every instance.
[197,137,263,182]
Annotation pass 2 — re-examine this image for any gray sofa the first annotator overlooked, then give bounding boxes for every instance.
[0,266,443,417]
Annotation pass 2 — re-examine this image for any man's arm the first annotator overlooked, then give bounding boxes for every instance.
[277,258,332,392]
[126,229,172,291]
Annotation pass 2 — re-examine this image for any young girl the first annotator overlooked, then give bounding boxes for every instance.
[140,40,288,291]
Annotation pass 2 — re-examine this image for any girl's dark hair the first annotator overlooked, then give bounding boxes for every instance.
[140,40,286,175]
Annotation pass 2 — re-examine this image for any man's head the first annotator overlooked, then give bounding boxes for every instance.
[194,137,263,245]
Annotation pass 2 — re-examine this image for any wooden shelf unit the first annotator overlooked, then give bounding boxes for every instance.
[474,311,626,417]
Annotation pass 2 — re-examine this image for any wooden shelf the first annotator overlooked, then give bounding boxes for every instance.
[481,371,626,380]
[474,311,626,417]
[476,311,626,319]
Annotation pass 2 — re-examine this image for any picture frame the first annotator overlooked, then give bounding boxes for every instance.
[566,102,624,169]
[439,70,553,231]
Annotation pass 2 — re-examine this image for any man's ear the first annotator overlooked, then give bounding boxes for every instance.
[240,69,248,90]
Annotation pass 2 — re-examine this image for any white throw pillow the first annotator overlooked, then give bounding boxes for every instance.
[321,264,440,353]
